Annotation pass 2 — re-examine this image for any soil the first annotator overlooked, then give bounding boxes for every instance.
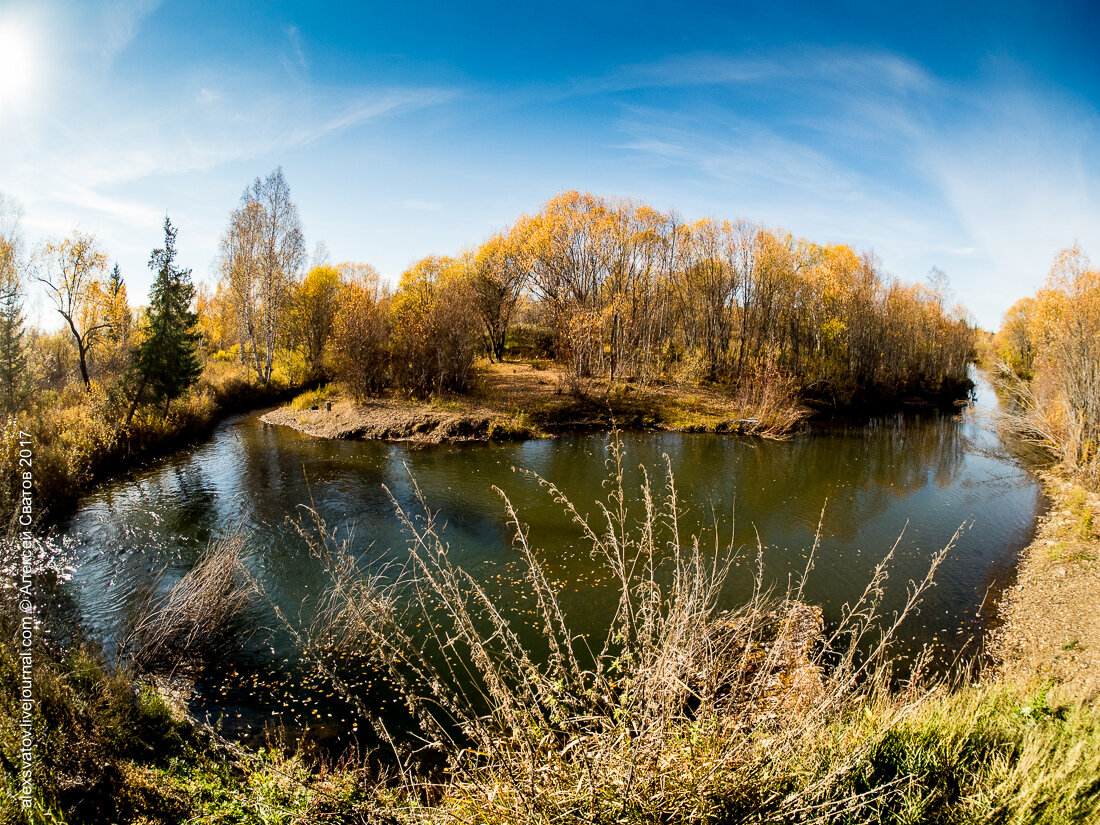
[262,360,802,443]
[262,396,520,443]
[991,472,1100,701]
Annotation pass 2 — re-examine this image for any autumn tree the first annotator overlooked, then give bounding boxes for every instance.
[391,255,481,396]
[672,219,745,381]
[288,264,342,376]
[220,198,262,369]
[525,191,612,380]
[524,192,670,382]
[195,281,235,355]
[331,270,390,399]
[125,218,202,424]
[219,167,304,384]
[336,261,383,291]
[473,228,530,361]
[35,231,110,390]
[996,297,1037,379]
[1026,244,1100,472]
[104,264,131,344]
[94,262,135,375]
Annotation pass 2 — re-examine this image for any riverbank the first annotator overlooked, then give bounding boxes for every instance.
[263,360,980,446]
[263,359,813,443]
[3,363,314,522]
[993,471,1100,700]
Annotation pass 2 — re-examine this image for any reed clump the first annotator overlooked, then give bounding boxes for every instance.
[120,531,255,676]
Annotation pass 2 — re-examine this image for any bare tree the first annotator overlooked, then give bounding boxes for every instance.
[220,199,265,378]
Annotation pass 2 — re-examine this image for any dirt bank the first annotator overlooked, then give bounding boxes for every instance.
[992,472,1100,700]
[262,360,806,443]
[262,396,533,443]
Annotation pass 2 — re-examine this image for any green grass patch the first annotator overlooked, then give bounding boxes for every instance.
[290,384,335,411]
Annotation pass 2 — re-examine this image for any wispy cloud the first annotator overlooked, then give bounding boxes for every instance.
[283,24,308,78]
[96,0,164,63]
[546,49,936,102]
[52,183,163,227]
[5,83,454,230]
[918,89,1100,317]
[601,50,1100,326]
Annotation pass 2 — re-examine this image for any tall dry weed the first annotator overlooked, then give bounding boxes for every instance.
[121,530,254,676]
[275,435,959,823]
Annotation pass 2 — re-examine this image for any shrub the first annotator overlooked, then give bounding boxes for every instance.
[331,282,390,400]
[391,256,482,397]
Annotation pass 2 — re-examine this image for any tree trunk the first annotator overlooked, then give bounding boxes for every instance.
[77,341,91,390]
[124,374,149,428]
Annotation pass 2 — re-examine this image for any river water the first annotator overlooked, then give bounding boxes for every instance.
[58,374,1042,747]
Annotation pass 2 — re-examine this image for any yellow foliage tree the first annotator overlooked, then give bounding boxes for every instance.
[391,255,481,396]
[287,264,343,376]
[995,297,1037,379]
[331,276,390,400]
[1019,243,1100,473]
[35,232,110,390]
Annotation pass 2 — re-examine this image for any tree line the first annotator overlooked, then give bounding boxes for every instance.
[995,243,1100,480]
[241,190,973,404]
[1,178,978,432]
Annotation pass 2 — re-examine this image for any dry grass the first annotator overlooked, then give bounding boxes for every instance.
[990,357,1089,476]
[276,434,964,824]
[120,531,255,676]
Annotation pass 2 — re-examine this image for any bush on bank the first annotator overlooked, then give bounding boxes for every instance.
[0,362,310,521]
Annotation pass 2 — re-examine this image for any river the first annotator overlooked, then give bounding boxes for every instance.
[57,373,1042,748]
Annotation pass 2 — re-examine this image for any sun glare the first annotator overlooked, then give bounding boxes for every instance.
[0,21,34,109]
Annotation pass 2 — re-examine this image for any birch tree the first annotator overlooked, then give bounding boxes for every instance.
[219,167,304,384]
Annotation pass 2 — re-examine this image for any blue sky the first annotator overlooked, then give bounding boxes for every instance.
[1,0,1098,329]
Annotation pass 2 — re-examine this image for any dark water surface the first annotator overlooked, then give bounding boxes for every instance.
[59,374,1042,746]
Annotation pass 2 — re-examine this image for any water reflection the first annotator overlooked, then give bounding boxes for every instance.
[57,374,1041,744]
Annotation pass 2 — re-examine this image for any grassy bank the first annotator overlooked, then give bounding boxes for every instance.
[0,361,312,521]
[3,630,1097,825]
[266,357,973,446]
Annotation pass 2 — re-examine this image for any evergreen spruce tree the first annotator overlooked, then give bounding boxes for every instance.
[0,246,26,415]
[125,217,202,424]
[106,263,131,343]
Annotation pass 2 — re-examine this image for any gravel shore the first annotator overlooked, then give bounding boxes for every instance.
[993,472,1100,700]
